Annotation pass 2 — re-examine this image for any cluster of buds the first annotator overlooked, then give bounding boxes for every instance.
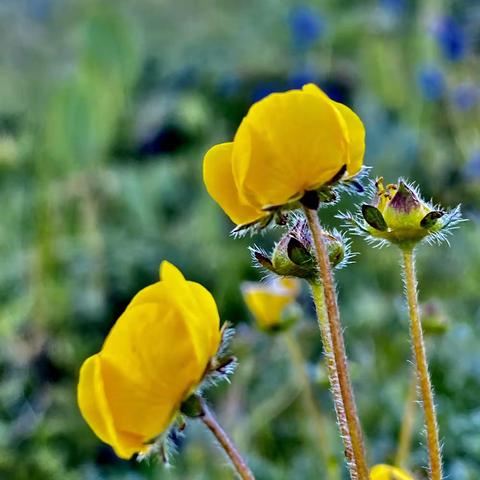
[341,177,462,250]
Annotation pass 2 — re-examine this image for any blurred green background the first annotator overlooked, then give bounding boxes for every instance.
[1,0,480,478]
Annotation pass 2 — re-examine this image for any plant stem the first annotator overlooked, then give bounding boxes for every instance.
[199,397,255,480]
[395,372,418,468]
[283,330,340,480]
[304,206,369,480]
[402,249,442,480]
[309,280,352,458]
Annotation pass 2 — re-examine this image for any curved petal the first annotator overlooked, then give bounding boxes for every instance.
[77,355,145,459]
[94,305,207,455]
[160,260,186,282]
[203,142,264,225]
[99,351,184,453]
[232,88,349,208]
[159,263,219,366]
[187,281,221,359]
[101,303,204,394]
[330,101,364,176]
[78,355,117,447]
[123,264,209,368]
[302,83,365,176]
[370,464,414,480]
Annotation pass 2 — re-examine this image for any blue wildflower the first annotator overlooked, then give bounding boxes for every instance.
[217,74,241,98]
[288,68,319,90]
[433,16,467,62]
[251,81,285,102]
[27,0,52,21]
[379,0,407,16]
[464,151,480,179]
[452,83,478,111]
[417,66,445,102]
[288,6,325,50]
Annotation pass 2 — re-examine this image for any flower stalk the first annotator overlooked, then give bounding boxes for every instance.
[198,396,255,480]
[402,249,442,480]
[395,373,417,469]
[309,280,355,477]
[304,206,369,480]
[283,330,340,480]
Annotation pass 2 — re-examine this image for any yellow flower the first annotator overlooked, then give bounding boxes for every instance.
[203,83,365,226]
[370,464,414,480]
[77,262,221,459]
[242,277,300,331]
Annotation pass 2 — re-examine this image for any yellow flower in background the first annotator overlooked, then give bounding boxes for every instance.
[203,83,365,226]
[242,277,300,331]
[77,262,221,459]
[370,464,414,480]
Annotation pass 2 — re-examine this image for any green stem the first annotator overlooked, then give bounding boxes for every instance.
[304,207,369,480]
[395,373,417,468]
[199,397,255,480]
[283,331,340,480]
[402,249,442,480]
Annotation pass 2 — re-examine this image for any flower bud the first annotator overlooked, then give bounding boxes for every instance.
[356,177,461,249]
[251,218,346,279]
[422,301,449,336]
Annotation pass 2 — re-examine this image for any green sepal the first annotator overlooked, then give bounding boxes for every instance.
[300,190,320,210]
[420,210,444,229]
[180,394,204,418]
[361,204,388,231]
[252,250,276,273]
[287,237,313,266]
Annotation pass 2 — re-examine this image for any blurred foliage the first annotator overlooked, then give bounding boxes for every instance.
[1,0,480,479]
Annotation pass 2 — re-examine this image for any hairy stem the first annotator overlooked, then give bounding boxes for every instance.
[309,281,354,478]
[199,397,255,480]
[395,373,418,469]
[402,249,442,480]
[283,330,341,480]
[304,206,369,480]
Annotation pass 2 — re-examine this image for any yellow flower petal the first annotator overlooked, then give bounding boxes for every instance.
[128,262,214,368]
[242,278,300,330]
[279,277,301,296]
[187,282,221,360]
[78,355,117,448]
[93,304,206,455]
[302,83,365,176]
[331,101,364,175]
[232,88,349,208]
[77,355,146,459]
[203,142,264,225]
[370,464,414,480]
[159,260,186,282]
[102,303,206,392]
